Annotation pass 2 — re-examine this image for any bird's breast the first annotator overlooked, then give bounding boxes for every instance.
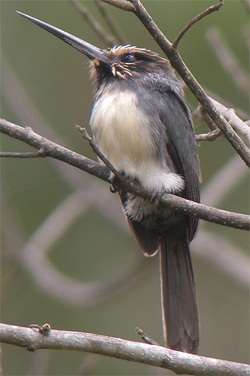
[90,87,156,173]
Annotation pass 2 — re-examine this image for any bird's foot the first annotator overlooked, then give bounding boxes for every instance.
[151,189,166,206]
[110,172,130,193]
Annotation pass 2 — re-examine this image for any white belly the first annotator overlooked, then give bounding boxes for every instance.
[90,87,184,196]
[90,89,155,169]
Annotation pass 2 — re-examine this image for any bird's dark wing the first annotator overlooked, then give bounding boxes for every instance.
[159,89,200,241]
[119,191,160,256]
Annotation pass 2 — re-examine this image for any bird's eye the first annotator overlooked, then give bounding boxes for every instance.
[121,54,134,62]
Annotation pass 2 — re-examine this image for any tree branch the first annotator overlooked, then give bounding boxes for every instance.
[1,323,249,375]
[70,0,116,46]
[101,0,134,12]
[0,149,46,158]
[94,0,128,45]
[1,119,249,231]
[195,129,221,142]
[207,98,250,142]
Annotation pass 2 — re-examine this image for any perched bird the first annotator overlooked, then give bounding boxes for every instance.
[17,11,201,353]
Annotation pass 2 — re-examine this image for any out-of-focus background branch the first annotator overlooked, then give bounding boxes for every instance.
[1,0,249,374]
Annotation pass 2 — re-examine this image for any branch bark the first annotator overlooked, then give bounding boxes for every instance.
[1,119,249,231]
[1,323,249,375]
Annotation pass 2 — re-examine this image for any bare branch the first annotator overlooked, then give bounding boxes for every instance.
[160,193,249,231]
[101,0,134,12]
[0,119,110,182]
[208,98,250,142]
[1,323,249,375]
[197,97,250,143]
[136,327,159,345]
[94,0,128,45]
[172,0,224,49]
[197,105,218,131]
[195,129,221,142]
[70,0,115,46]
[1,52,106,192]
[0,149,46,158]
[1,119,249,231]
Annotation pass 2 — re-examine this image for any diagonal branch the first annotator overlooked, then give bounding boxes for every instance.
[1,119,249,231]
[70,0,116,46]
[94,0,128,45]
[0,323,249,375]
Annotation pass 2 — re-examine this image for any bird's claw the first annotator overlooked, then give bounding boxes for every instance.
[151,190,165,206]
[110,182,119,193]
[110,173,132,193]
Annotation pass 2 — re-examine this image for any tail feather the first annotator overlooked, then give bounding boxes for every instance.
[160,233,200,353]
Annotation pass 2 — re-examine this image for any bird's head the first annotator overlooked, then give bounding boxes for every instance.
[17,11,172,87]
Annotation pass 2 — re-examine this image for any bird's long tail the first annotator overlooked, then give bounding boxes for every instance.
[160,233,200,354]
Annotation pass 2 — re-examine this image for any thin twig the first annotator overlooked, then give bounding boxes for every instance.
[76,125,124,180]
[0,149,46,158]
[29,324,51,335]
[135,327,159,346]
[172,0,224,49]
[70,0,115,46]
[94,0,128,45]
[1,119,250,231]
[1,323,250,375]
[195,129,221,142]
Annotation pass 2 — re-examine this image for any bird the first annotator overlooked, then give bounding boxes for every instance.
[17,11,201,354]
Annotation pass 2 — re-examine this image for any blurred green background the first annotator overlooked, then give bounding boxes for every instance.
[1,0,249,375]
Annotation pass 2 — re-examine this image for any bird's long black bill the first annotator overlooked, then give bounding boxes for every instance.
[16,11,108,63]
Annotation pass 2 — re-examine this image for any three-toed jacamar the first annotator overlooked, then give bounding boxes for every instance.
[17,11,201,354]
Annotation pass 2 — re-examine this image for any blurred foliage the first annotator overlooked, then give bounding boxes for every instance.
[1,0,249,375]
